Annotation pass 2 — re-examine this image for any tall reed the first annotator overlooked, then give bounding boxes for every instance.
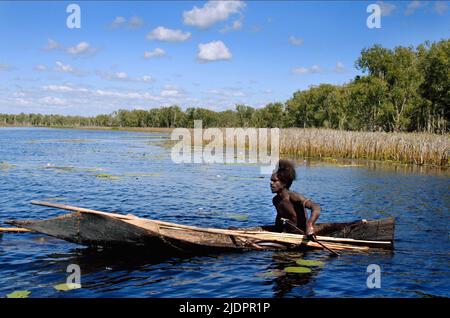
[280,128,449,166]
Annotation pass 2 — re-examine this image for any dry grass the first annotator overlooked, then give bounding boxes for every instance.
[280,128,449,167]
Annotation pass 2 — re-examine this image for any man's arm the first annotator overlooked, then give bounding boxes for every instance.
[304,199,321,235]
[292,193,321,235]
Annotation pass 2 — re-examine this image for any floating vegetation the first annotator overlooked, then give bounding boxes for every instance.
[6,290,31,298]
[295,259,325,267]
[55,139,93,143]
[225,213,249,222]
[0,162,16,170]
[284,266,312,274]
[95,173,120,180]
[147,139,175,149]
[80,168,105,173]
[43,165,75,172]
[53,283,82,291]
[123,173,162,178]
[256,269,285,278]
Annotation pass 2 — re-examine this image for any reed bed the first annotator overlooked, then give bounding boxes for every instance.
[280,128,449,167]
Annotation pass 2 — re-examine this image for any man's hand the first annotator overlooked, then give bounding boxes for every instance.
[306,223,314,235]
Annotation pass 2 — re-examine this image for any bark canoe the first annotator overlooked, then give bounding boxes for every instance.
[7,202,395,253]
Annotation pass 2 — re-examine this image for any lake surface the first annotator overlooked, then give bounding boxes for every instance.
[0,127,448,298]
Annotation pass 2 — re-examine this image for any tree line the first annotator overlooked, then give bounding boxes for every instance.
[1,39,448,133]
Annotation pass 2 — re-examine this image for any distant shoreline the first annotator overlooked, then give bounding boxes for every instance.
[0,125,174,134]
[1,124,448,167]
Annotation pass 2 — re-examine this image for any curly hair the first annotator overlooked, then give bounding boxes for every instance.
[275,160,296,189]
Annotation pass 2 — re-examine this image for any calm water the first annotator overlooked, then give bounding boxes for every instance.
[0,127,448,298]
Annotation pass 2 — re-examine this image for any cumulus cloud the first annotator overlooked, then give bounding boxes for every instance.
[67,41,97,55]
[183,0,246,28]
[292,65,323,75]
[220,17,243,33]
[97,70,153,82]
[292,63,347,75]
[197,41,232,63]
[206,88,245,97]
[376,1,396,16]
[42,39,97,57]
[109,16,144,29]
[109,16,126,28]
[34,64,47,71]
[144,48,166,59]
[54,61,76,74]
[289,36,304,46]
[39,96,67,106]
[146,26,191,42]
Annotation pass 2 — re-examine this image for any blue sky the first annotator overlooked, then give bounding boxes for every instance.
[0,1,449,116]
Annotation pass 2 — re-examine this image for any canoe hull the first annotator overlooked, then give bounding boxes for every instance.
[9,212,395,253]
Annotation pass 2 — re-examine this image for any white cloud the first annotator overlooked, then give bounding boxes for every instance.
[289,36,304,46]
[292,65,323,75]
[110,16,126,28]
[220,18,243,33]
[67,42,96,55]
[14,98,32,106]
[97,70,153,82]
[128,16,144,29]
[39,96,67,106]
[183,0,246,28]
[207,89,245,97]
[44,38,59,50]
[43,84,78,92]
[109,16,144,29]
[160,89,181,97]
[34,64,47,71]
[54,61,76,74]
[292,63,346,75]
[146,26,191,42]
[197,41,232,63]
[405,1,427,15]
[433,1,448,14]
[144,48,166,59]
[376,1,396,16]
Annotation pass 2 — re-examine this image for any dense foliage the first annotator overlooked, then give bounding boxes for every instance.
[1,40,448,133]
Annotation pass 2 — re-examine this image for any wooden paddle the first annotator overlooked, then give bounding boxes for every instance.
[280,218,340,256]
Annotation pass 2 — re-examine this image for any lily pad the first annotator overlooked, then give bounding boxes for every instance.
[284,266,312,274]
[53,283,82,291]
[295,259,325,267]
[6,290,31,298]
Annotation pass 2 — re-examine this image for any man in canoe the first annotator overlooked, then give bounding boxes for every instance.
[271,160,321,237]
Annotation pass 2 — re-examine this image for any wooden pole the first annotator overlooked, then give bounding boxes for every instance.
[281,218,340,256]
[0,227,31,233]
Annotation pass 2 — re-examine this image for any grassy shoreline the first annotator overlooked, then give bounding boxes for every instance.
[2,125,448,167]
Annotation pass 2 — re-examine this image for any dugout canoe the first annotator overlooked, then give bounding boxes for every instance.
[6,201,394,253]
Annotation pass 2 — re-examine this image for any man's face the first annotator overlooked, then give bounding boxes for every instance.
[270,173,285,193]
